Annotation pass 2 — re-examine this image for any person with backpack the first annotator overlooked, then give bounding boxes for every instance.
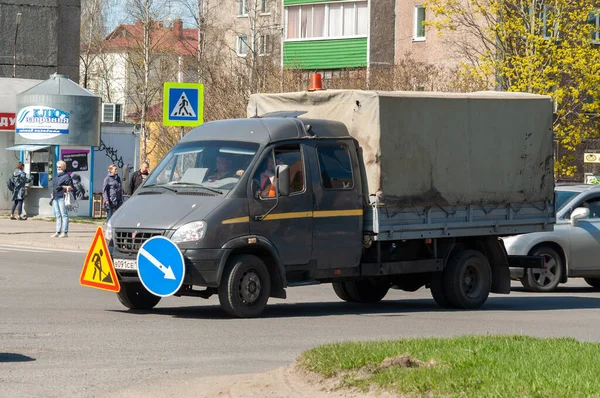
[9,162,32,220]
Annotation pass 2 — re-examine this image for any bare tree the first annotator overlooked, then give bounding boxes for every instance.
[80,0,110,88]
[125,0,176,161]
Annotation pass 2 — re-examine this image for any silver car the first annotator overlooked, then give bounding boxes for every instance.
[503,184,600,292]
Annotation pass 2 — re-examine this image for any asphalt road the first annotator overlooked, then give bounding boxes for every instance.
[3,246,600,397]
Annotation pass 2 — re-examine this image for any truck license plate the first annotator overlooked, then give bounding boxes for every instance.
[113,258,137,270]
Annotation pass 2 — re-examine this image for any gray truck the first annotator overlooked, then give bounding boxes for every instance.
[106,90,555,317]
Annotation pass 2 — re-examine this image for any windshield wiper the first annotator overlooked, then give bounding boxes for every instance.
[167,181,223,195]
[144,184,178,193]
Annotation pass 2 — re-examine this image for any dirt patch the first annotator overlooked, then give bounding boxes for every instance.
[354,355,437,381]
[102,364,399,398]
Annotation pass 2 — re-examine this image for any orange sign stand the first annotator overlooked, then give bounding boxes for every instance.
[80,226,120,292]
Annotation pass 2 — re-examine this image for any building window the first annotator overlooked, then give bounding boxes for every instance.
[589,11,600,44]
[285,1,368,40]
[237,35,248,56]
[238,0,247,16]
[261,0,269,14]
[259,35,269,55]
[414,6,426,41]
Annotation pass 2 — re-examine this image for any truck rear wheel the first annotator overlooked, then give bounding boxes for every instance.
[443,250,492,309]
[218,254,270,318]
[332,280,389,303]
[332,282,353,301]
[430,271,453,308]
[117,282,161,310]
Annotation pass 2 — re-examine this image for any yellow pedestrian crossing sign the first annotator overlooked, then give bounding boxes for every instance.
[163,82,204,127]
[80,227,120,292]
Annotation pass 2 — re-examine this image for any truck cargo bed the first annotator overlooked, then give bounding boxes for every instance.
[365,200,554,241]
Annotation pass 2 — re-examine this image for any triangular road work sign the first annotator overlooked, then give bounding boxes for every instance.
[170,92,197,118]
[80,226,120,292]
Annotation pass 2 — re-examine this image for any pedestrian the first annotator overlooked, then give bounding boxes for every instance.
[128,160,150,195]
[10,162,32,220]
[103,164,123,222]
[51,160,73,238]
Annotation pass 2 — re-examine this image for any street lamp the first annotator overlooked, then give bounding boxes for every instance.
[13,12,22,78]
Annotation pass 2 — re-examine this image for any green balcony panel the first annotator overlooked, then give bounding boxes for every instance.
[283,38,368,70]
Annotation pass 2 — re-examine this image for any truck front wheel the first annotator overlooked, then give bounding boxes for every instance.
[218,254,271,318]
[332,280,389,303]
[443,250,492,309]
[117,282,161,310]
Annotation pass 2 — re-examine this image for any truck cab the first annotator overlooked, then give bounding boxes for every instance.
[107,116,366,317]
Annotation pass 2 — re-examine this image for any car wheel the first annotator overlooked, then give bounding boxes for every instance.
[584,277,600,289]
[443,250,492,309]
[218,254,270,318]
[117,282,161,310]
[521,246,563,292]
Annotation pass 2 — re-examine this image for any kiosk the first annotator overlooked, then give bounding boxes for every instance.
[7,74,101,217]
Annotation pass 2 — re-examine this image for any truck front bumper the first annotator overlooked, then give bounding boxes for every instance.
[110,244,231,288]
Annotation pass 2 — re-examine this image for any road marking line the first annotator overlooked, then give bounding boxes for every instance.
[0,245,86,254]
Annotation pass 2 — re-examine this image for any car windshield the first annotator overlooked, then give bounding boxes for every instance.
[556,190,579,211]
[145,141,259,192]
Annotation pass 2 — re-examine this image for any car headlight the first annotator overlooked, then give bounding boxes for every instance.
[172,221,207,243]
[104,220,113,242]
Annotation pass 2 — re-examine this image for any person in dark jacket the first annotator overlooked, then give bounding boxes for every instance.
[10,162,32,220]
[50,160,73,238]
[128,161,149,195]
[103,164,123,222]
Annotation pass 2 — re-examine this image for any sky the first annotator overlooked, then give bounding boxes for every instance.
[105,0,196,33]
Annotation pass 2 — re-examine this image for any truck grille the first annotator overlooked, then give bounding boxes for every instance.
[114,229,164,254]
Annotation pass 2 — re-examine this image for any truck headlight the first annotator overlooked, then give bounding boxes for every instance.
[104,220,113,242]
[172,221,207,243]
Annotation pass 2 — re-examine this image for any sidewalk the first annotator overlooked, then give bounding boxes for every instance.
[0,217,102,252]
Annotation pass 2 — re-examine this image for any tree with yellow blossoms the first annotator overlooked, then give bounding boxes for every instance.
[426,0,600,178]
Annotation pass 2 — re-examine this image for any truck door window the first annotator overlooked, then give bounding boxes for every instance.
[316,145,353,190]
[254,145,304,199]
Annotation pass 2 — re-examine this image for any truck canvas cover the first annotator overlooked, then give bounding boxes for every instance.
[248,90,554,207]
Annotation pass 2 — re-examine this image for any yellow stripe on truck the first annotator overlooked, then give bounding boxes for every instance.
[313,209,363,218]
[221,210,362,224]
[222,216,251,225]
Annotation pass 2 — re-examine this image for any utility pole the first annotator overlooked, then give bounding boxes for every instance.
[13,13,22,78]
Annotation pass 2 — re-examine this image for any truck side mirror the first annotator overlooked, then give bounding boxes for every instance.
[571,207,590,226]
[276,165,290,197]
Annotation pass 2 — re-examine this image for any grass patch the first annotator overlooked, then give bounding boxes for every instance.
[298,335,600,397]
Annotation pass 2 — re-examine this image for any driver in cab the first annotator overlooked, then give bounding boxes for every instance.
[206,154,244,182]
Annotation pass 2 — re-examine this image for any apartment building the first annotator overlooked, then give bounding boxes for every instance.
[83,19,199,122]
[281,0,395,72]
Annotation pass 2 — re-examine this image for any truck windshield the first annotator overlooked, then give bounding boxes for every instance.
[144,141,259,192]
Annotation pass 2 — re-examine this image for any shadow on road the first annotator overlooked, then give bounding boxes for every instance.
[512,286,600,294]
[0,353,36,363]
[108,293,600,320]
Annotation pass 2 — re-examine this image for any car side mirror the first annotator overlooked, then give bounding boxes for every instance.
[571,207,590,226]
[276,165,290,197]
